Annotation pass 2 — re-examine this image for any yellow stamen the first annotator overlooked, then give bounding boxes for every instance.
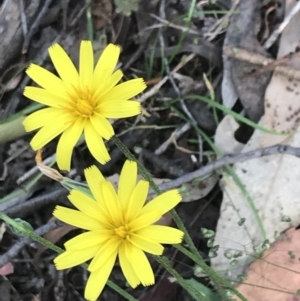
[115,225,130,239]
[76,99,94,116]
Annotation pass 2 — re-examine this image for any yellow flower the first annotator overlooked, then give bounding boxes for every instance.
[23,41,146,171]
[53,160,184,301]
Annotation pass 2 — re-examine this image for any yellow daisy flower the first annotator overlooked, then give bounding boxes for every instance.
[53,160,184,301]
[23,41,146,171]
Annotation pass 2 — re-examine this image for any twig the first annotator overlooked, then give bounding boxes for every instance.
[155,123,191,155]
[16,154,55,185]
[19,0,28,35]
[158,0,203,162]
[204,0,241,41]
[0,219,62,268]
[22,0,54,53]
[69,2,91,27]
[224,46,300,80]
[4,188,67,218]
[264,1,300,49]
[157,144,300,191]
[138,53,195,103]
[3,34,61,119]
[149,13,199,35]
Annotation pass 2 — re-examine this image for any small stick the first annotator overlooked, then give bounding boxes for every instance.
[158,0,203,162]
[137,53,195,103]
[4,188,67,218]
[157,144,300,191]
[224,46,300,80]
[22,0,54,53]
[19,0,28,35]
[155,123,191,155]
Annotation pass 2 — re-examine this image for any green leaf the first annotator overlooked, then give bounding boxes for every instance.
[185,278,221,301]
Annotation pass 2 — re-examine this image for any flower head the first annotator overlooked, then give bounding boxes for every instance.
[23,41,146,170]
[53,160,183,301]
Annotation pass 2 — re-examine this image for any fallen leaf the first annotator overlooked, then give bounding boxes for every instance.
[215,115,244,154]
[235,227,300,301]
[180,175,219,203]
[0,262,14,276]
[211,0,300,280]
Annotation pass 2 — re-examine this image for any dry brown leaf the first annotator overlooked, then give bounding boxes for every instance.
[180,175,219,203]
[260,0,300,147]
[235,227,300,301]
[211,0,300,280]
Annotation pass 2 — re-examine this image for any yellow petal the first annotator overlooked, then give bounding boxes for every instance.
[94,69,123,98]
[24,86,72,108]
[126,180,149,220]
[129,211,161,232]
[136,225,184,244]
[80,41,94,90]
[68,190,109,224]
[90,113,114,140]
[129,233,163,255]
[140,190,182,216]
[64,230,111,250]
[48,43,79,85]
[53,206,102,230]
[98,101,141,118]
[25,64,69,99]
[54,245,99,269]
[119,242,140,288]
[23,108,64,132]
[101,78,146,101]
[84,250,117,301]
[92,44,120,92]
[56,118,84,171]
[118,160,137,208]
[88,238,120,272]
[101,181,122,224]
[126,244,154,286]
[29,115,71,150]
[84,121,110,164]
[83,165,111,216]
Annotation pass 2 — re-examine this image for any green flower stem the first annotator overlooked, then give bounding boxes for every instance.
[0,212,137,301]
[174,244,248,301]
[154,255,210,301]
[112,136,248,301]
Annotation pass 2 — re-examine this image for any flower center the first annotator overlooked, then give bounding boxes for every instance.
[76,99,94,116]
[115,224,130,240]
[72,87,98,117]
